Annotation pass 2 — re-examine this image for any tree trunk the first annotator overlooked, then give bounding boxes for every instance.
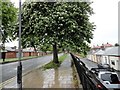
[53,42,59,64]
[33,45,37,56]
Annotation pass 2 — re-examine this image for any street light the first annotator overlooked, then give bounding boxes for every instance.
[17,0,22,89]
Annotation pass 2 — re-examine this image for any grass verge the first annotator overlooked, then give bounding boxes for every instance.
[43,54,67,70]
[0,56,41,64]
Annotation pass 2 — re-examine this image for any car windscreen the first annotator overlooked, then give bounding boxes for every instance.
[101,73,112,82]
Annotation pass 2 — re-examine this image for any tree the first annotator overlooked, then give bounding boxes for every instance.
[114,43,120,46]
[1,0,17,62]
[13,1,95,64]
[1,0,17,44]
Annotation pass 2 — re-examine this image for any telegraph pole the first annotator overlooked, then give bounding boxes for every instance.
[17,0,22,89]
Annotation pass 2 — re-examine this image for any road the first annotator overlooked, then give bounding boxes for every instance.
[0,53,63,83]
[80,58,120,77]
[80,58,98,70]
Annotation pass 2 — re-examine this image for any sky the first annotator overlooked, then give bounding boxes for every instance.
[5,0,119,47]
[90,0,119,47]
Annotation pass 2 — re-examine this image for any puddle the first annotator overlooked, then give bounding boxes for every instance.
[23,61,75,88]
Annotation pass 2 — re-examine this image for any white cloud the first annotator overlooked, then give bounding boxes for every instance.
[10,0,25,7]
[90,0,119,46]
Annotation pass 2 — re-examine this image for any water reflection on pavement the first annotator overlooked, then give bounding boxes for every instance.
[23,54,75,88]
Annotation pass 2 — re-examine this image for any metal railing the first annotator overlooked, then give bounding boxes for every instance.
[70,53,108,90]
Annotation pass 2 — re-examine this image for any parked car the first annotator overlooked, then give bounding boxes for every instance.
[91,68,120,90]
[97,63,111,69]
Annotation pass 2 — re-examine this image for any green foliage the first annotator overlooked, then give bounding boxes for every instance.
[79,53,86,58]
[59,53,67,63]
[114,43,120,46]
[43,54,67,69]
[13,1,95,54]
[39,44,53,52]
[1,0,17,43]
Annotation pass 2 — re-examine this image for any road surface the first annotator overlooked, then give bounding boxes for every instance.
[0,53,63,83]
[81,58,120,77]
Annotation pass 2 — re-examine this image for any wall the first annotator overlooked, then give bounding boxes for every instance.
[102,56,109,64]
[96,55,102,64]
[5,52,16,58]
[109,56,120,71]
[23,52,30,57]
[87,54,92,60]
[93,54,97,63]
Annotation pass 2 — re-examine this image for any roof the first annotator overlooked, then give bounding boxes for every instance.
[88,49,100,55]
[89,46,120,56]
[5,47,17,52]
[104,43,113,47]
[0,47,17,52]
[95,50,105,55]
[92,45,101,49]
[1,47,36,52]
[87,50,93,54]
[22,49,35,52]
[92,43,113,49]
[103,46,120,56]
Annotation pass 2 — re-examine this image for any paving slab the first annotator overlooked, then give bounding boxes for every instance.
[2,54,83,89]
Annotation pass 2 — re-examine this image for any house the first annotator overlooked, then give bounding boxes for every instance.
[22,48,36,57]
[87,49,99,62]
[0,46,41,59]
[87,50,93,60]
[87,43,120,70]
[87,43,113,62]
[87,44,103,62]
[103,46,120,71]
[3,46,17,58]
[95,49,105,64]
[101,47,114,65]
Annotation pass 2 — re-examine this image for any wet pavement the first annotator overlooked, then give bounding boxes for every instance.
[22,54,75,88]
[2,54,82,89]
[1,53,63,83]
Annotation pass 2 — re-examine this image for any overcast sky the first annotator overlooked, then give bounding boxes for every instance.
[6,0,119,47]
[90,0,119,46]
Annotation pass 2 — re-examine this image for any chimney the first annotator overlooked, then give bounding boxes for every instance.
[101,43,105,50]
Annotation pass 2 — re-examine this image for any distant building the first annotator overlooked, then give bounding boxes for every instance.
[103,46,120,70]
[0,46,52,60]
[87,45,120,71]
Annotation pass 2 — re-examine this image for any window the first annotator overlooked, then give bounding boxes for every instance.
[101,73,119,83]
[111,60,115,65]
[101,73,112,82]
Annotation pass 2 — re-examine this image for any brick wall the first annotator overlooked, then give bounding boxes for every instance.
[5,52,16,58]
[23,52,30,57]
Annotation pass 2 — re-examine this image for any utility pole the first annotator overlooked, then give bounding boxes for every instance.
[17,0,22,90]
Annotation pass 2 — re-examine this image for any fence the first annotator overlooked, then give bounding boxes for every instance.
[70,53,108,90]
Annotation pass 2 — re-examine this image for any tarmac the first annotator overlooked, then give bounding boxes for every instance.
[1,54,83,89]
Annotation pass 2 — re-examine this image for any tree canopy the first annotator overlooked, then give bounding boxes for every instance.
[13,1,95,63]
[1,0,17,44]
[114,43,120,46]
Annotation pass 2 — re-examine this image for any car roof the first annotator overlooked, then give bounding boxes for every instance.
[98,71,118,74]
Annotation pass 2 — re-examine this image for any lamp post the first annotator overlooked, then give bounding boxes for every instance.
[17,0,22,89]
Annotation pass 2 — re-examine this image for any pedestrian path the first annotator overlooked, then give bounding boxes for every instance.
[2,54,83,89]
